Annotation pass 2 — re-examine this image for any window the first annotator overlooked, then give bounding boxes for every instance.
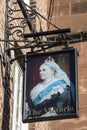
[12,62,28,130]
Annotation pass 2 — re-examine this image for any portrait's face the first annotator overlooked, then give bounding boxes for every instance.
[39,64,54,80]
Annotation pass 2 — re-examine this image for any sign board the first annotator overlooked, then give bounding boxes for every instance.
[22,48,78,122]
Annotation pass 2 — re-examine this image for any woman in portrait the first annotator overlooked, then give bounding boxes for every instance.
[27,56,75,118]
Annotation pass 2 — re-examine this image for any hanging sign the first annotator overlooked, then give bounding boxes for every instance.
[22,48,78,122]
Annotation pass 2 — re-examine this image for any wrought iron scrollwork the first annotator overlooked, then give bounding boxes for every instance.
[7,0,29,41]
[3,0,83,62]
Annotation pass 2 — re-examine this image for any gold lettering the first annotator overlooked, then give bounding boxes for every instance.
[28,106,74,116]
[49,107,55,113]
[59,108,64,112]
[44,108,49,113]
[66,105,74,112]
[28,109,41,116]
[55,106,74,113]
[55,107,59,113]
[37,110,41,115]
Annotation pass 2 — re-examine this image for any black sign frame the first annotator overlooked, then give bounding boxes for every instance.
[22,48,78,123]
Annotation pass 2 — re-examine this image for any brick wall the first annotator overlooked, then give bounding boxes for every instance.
[36,0,48,31]
[48,0,87,33]
[0,0,5,129]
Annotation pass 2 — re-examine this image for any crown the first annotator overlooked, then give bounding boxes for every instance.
[45,56,55,63]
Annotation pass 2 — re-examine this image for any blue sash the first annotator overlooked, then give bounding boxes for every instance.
[33,79,66,106]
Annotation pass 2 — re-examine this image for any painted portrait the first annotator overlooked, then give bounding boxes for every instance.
[23,48,78,122]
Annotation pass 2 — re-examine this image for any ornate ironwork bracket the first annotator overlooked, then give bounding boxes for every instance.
[0,0,85,63]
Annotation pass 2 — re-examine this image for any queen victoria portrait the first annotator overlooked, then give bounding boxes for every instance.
[23,49,78,122]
